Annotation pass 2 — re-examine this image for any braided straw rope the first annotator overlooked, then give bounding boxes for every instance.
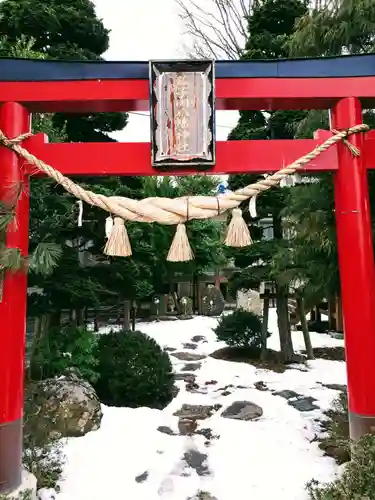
[0,124,368,225]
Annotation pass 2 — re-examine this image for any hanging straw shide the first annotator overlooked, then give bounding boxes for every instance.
[104,217,132,257]
[167,223,194,262]
[225,208,252,248]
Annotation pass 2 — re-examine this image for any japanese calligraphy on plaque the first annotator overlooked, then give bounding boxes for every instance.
[149,60,215,168]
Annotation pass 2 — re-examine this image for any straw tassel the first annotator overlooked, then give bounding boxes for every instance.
[104,217,132,257]
[105,216,114,238]
[225,208,252,247]
[167,223,194,262]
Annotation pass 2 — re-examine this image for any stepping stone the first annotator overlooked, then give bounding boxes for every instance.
[191,335,206,342]
[174,404,221,420]
[186,381,201,393]
[135,471,148,483]
[274,389,300,400]
[171,352,206,361]
[188,493,218,500]
[195,427,219,441]
[221,390,232,396]
[157,426,175,436]
[221,401,263,421]
[183,342,198,350]
[178,417,198,435]
[289,397,319,412]
[175,373,196,381]
[183,450,211,476]
[254,381,268,391]
[181,363,202,372]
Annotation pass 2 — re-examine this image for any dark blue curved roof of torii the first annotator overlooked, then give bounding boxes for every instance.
[0,53,375,81]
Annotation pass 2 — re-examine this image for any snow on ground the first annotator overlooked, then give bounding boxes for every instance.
[56,310,346,500]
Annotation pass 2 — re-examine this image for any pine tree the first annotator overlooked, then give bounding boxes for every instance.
[0,0,128,142]
[227,0,308,361]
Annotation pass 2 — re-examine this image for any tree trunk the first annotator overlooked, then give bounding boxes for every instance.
[328,298,335,331]
[336,293,344,333]
[297,296,314,360]
[50,310,61,328]
[27,315,42,381]
[76,308,85,327]
[123,300,131,330]
[196,275,202,315]
[276,283,294,362]
[261,296,270,360]
[273,213,294,362]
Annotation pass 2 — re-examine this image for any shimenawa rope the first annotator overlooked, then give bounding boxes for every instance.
[0,124,368,261]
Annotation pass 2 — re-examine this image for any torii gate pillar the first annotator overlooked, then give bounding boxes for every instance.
[332,97,375,439]
[0,102,30,493]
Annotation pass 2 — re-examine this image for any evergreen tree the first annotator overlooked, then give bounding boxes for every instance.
[0,0,128,142]
[270,0,375,308]
[227,0,308,361]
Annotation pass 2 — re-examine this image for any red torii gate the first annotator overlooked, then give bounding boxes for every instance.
[1,54,375,493]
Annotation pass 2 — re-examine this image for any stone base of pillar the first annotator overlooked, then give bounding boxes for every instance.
[349,412,375,441]
[4,469,37,500]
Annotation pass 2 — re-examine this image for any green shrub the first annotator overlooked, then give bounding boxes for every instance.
[95,329,174,409]
[319,391,350,465]
[308,435,375,499]
[214,309,264,349]
[29,326,99,384]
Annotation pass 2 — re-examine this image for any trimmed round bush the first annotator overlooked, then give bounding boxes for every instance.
[95,329,174,409]
[214,309,263,349]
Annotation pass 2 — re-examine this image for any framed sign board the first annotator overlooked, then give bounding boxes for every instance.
[149,59,216,168]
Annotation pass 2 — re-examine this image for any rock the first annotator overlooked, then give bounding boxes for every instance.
[174,404,221,420]
[188,493,218,500]
[183,342,198,350]
[181,363,202,371]
[175,373,196,381]
[191,335,206,342]
[179,296,193,316]
[171,352,206,361]
[178,417,198,435]
[289,397,319,412]
[183,450,211,476]
[216,384,234,392]
[156,315,179,321]
[157,426,175,436]
[27,374,102,439]
[205,380,218,386]
[135,471,149,483]
[221,390,232,396]
[221,401,263,421]
[38,488,56,500]
[165,347,177,352]
[196,428,219,441]
[200,285,225,316]
[186,381,201,393]
[237,289,263,315]
[254,381,268,391]
[274,389,300,400]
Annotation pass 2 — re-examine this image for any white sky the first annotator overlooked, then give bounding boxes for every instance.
[93,0,239,142]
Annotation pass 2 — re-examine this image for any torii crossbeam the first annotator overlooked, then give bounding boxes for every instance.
[1,54,375,494]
